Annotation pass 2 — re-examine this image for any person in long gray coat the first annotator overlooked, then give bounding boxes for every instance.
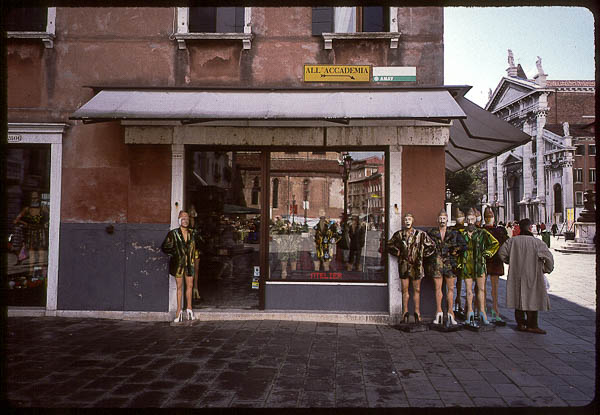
[498,218,554,334]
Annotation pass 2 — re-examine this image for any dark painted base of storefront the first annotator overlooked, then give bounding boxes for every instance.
[264,283,389,312]
[57,223,170,312]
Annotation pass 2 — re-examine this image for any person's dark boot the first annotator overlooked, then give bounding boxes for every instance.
[526,311,546,334]
[515,309,528,331]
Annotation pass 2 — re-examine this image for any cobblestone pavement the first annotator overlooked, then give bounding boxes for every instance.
[4,237,597,409]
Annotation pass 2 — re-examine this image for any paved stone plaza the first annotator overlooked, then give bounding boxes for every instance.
[4,236,597,409]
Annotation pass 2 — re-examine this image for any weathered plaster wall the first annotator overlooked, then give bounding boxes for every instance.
[401,146,445,227]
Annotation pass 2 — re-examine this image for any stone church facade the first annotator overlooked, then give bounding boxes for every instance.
[482,50,595,229]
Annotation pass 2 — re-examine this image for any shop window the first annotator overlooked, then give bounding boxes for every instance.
[6,7,56,48]
[175,7,253,50]
[589,168,596,184]
[312,6,399,49]
[269,151,386,282]
[574,168,583,183]
[575,144,585,156]
[589,144,596,156]
[575,191,584,206]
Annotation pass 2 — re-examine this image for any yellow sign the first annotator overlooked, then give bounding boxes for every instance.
[304,65,370,82]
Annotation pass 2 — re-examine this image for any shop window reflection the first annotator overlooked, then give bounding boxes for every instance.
[5,147,51,307]
[269,151,386,282]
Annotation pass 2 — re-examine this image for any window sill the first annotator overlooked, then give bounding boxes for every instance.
[321,32,401,49]
[175,32,253,50]
[7,31,55,48]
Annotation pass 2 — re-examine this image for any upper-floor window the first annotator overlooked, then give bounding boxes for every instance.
[175,7,252,50]
[6,7,56,48]
[189,7,245,33]
[312,6,399,49]
[574,168,583,183]
[575,144,585,156]
[575,191,584,206]
[589,144,596,156]
[6,7,47,31]
[589,168,596,183]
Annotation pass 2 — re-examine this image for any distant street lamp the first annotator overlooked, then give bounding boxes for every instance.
[341,153,353,220]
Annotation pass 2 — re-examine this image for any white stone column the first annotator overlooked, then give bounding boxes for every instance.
[522,140,533,201]
[388,148,403,324]
[562,160,574,224]
[487,158,496,205]
[45,141,62,314]
[169,141,184,313]
[536,109,548,222]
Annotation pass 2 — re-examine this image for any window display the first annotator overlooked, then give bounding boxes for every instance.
[269,151,386,282]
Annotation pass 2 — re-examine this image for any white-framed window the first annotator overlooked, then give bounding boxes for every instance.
[589,168,596,183]
[575,144,585,156]
[174,7,253,50]
[589,144,596,156]
[6,7,56,48]
[312,7,400,50]
[575,191,584,206]
[574,168,583,183]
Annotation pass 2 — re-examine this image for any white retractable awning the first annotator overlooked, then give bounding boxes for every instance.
[70,88,466,124]
[70,86,530,172]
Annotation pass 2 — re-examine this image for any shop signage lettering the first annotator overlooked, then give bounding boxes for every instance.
[304,65,370,82]
[8,134,22,143]
[310,272,343,280]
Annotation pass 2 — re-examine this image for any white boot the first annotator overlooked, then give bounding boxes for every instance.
[186,309,196,321]
[174,310,183,323]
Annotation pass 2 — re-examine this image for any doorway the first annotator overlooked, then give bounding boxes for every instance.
[4,146,51,306]
[185,149,262,309]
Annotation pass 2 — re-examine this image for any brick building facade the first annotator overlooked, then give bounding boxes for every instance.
[7,6,523,322]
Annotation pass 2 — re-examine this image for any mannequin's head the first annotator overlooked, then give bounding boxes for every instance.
[456,209,465,225]
[403,213,414,229]
[484,207,495,226]
[437,209,448,227]
[178,211,190,228]
[466,208,477,231]
[30,191,41,207]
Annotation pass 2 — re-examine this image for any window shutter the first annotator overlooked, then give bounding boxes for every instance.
[216,7,235,33]
[189,7,216,33]
[312,7,333,35]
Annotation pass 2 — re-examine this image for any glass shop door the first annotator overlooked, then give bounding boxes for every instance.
[185,149,262,309]
[4,145,51,306]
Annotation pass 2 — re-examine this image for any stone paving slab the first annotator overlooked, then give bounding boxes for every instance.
[4,246,597,410]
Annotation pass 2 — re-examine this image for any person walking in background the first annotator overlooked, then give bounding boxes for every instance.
[505,222,513,238]
[512,222,520,236]
[551,223,558,237]
[498,218,554,334]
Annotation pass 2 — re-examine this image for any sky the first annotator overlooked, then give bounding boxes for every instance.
[444,7,596,108]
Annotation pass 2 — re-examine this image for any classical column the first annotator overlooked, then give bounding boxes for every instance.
[536,108,548,222]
